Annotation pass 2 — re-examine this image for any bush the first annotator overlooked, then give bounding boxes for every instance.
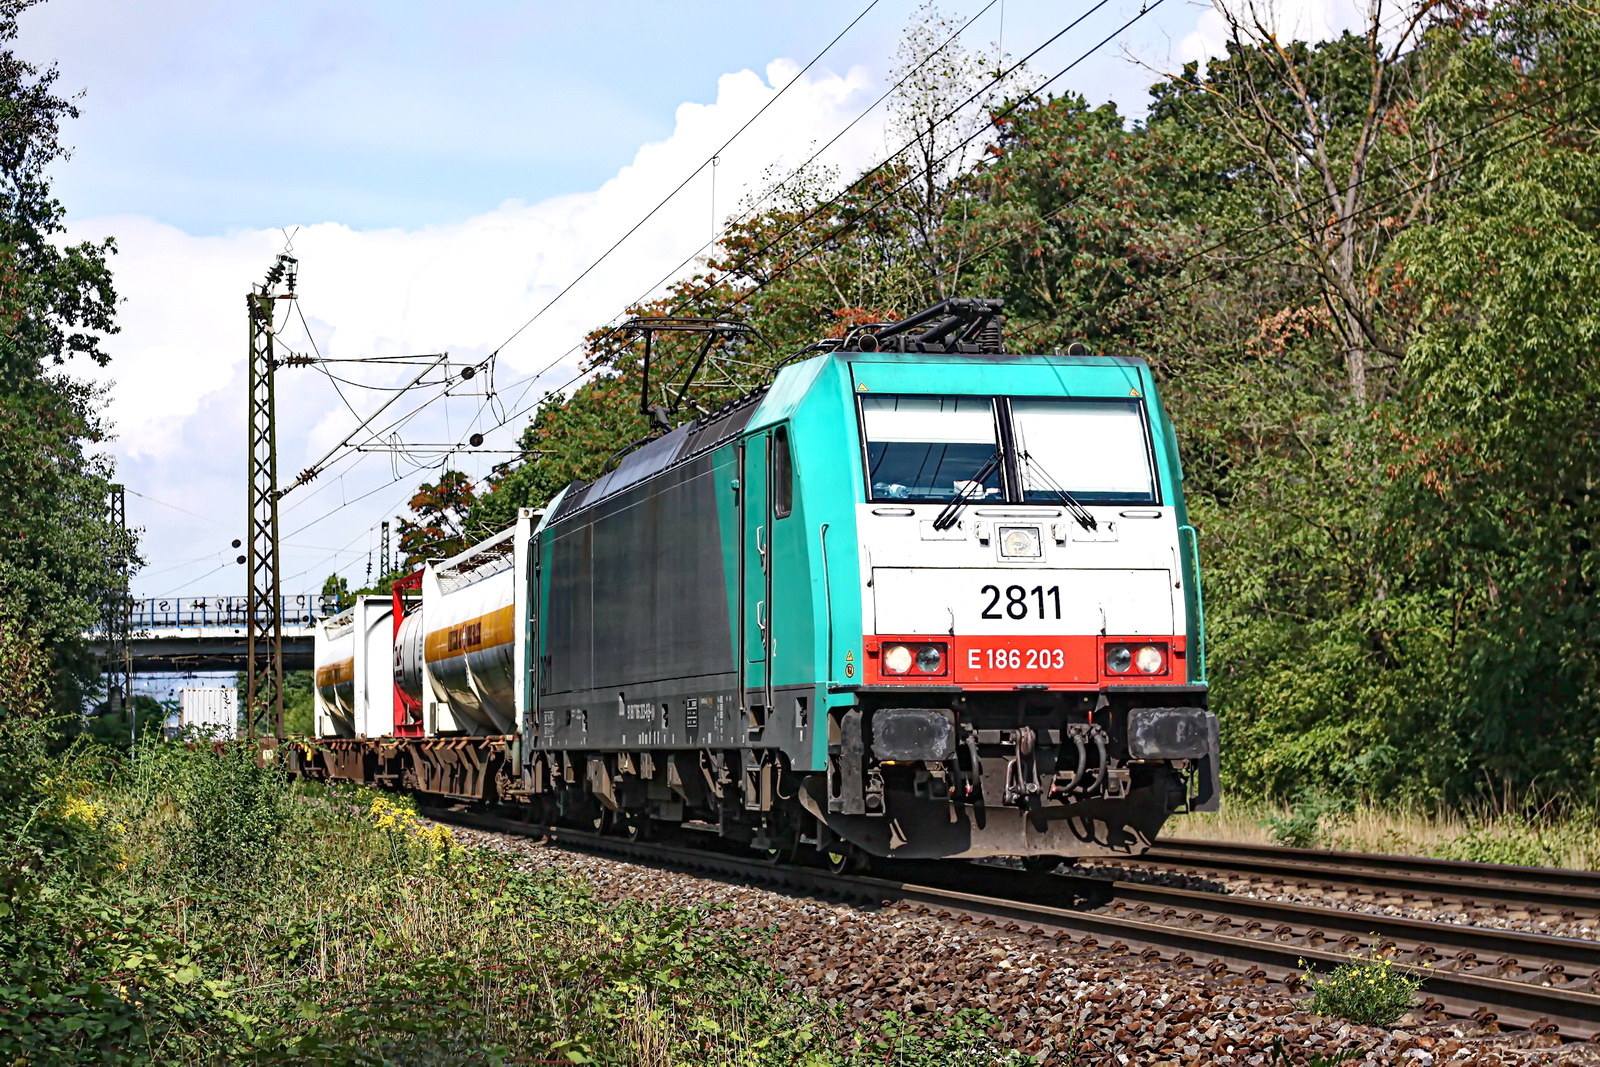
[1265,790,1350,849]
[4,733,1031,1065]
[1303,951,1425,1028]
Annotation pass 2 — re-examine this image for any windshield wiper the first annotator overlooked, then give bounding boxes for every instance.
[932,449,1002,531]
[1018,450,1097,531]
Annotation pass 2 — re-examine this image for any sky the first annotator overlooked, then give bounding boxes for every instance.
[15,0,1369,613]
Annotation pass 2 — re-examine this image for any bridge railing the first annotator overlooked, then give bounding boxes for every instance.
[94,595,343,632]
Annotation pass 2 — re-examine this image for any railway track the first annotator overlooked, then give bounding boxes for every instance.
[1113,838,1600,919]
[426,808,1600,1043]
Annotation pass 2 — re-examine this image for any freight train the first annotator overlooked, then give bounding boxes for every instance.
[291,298,1219,867]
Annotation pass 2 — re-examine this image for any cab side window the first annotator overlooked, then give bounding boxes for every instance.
[773,426,793,518]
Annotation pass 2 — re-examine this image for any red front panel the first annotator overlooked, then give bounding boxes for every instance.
[865,634,1188,690]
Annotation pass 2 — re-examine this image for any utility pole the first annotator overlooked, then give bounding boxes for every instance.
[245,253,296,741]
[380,520,391,584]
[103,483,132,738]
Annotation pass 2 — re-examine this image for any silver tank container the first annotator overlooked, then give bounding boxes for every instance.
[394,610,426,707]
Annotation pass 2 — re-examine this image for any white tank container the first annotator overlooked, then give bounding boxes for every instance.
[314,612,357,738]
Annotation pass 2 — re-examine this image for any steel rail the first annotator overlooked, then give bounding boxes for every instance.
[1119,840,1600,915]
[1091,878,1600,975]
[1160,839,1600,892]
[425,808,1600,1042]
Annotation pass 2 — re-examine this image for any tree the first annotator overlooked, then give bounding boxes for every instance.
[396,470,478,568]
[1371,0,1600,797]
[0,0,128,710]
[881,0,1029,305]
[1152,1,1442,405]
[320,572,352,612]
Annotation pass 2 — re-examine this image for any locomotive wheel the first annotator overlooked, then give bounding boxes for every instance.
[617,813,651,842]
[823,845,864,875]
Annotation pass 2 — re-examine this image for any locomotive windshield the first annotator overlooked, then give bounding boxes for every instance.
[861,393,1158,505]
[862,395,1002,502]
[1011,398,1157,504]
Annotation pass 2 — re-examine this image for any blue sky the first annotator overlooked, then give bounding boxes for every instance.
[15,0,1357,606]
[23,0,1230,233]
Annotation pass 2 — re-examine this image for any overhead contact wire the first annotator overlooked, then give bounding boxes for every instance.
[487,0,888,360]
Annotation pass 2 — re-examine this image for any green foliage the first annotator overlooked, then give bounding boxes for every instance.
[1,616,248,1063]
[233,669,317,737]
[131,739,290,888]
[1,723,1030,1064]
[0,0,131,708]
[1427,825,1561,870]
[1303,952,1424,1028]
[281,670,315,735]
[396,468,479,568]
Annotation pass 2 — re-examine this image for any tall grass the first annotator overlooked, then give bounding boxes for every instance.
[1173,795,1600,870]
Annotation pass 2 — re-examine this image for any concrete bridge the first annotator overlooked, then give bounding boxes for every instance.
[89,595,339,672]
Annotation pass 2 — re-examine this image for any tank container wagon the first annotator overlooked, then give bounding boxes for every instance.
[290,298,1219,865]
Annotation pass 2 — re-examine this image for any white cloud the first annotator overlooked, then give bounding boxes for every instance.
[1180,0,1372,66]
[83,58,885,599]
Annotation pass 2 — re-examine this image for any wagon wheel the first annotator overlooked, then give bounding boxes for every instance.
[527,793,558,830]
[1021,855,1061,874]
[617,812,652,842]
[760,833,800,866]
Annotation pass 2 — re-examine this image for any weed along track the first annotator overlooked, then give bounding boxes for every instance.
[425,806,1600,1062]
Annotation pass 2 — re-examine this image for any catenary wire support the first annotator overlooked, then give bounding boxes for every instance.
[102,483,132,737]
[380,520,391,584]
[246,253,296,741]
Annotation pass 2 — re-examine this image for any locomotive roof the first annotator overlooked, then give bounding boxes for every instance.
[547,347,1156,526]
[547,385,766,525]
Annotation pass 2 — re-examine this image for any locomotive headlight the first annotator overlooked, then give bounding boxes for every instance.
[1104,645,1132,674]
[882,643,913,674]
[1135,644,1165,674]
[914,644,945,674]
[998,526,1042,559]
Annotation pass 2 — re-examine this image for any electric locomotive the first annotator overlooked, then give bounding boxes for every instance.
[297,298,1218,865]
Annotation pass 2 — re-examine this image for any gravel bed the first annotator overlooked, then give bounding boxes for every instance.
[1063,862,1600,943]
[446,825,1600,1065]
